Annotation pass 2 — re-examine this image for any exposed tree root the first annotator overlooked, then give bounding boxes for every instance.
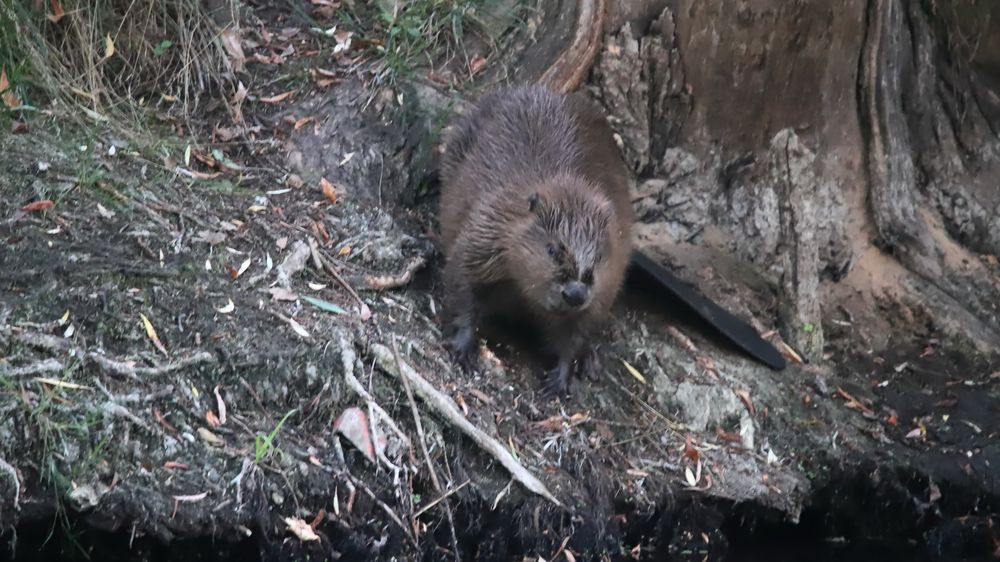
[538,0,606,93]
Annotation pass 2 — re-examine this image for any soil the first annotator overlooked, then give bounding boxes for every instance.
[1,2,998,562]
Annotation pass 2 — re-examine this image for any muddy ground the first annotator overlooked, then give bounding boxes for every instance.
[2,3,999,562]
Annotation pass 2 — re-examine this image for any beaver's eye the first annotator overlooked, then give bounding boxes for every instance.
[582,268,594,284]
[547,243,558,258]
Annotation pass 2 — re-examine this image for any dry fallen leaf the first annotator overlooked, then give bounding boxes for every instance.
[320,177,337,203]
[287,317,311,339]
[778,341,804,364]
[715,426,742,443]
[358,303,372,322]
[21,200,54,212]
[284,517,320,542]
[178,168,222,180]
[220,28,246,72]
[313,221,330,243]
[214,385,227,425]
[533,415,564,433]
[140,313,168,356]
[173,492,208,503]
[96,203,115,219]
[260,90,295,104]
[0,67,21,109]
[164,461,188,470]
[236,257,252,278]
[34,378,89,390]
[293,116,315,130]
[217,299,235,314]
[231,81,248,123]
[836,387,874,415]
[46,0,65,23]
[206,410,221,427]
[311,67,339,88]
[197,427,224,446]
[735,388,756,416]
[622,359,646,384]
[103,33,115,59]
[269,287,299,301]
[684,466,698,487]
[469,55,487,75]
[332,407,375,462]
[684,438,700,462]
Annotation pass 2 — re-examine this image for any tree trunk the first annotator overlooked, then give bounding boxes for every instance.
[585,0,1000,355]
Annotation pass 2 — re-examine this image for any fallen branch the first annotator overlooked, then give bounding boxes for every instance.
[370,343,563,507]
[7,328,73,353]
[87,351,216,378]
[7,358,64,377]
[5,326,217,379]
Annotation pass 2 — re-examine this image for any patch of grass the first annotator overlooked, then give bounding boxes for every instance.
[0,0,240,132]
[351,0,496,87]
[254,408,297,464]
[21,376,96,556]
[0,3,32,118]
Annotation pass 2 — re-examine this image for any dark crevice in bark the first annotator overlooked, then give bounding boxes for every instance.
[858,0,929,255]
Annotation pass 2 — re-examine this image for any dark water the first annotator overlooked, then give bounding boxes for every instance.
[0,518,946,562]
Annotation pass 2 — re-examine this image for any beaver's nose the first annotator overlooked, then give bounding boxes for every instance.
[561,281,588,307]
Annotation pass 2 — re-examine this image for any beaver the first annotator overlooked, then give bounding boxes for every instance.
[438,84,633,396]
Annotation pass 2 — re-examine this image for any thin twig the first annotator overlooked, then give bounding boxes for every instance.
[390,338,460,560]
[413,479,471,518]
[309,238,371,320]
[337,469,419,549]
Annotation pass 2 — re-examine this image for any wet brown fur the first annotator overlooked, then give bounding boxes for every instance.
[438,84,633,396]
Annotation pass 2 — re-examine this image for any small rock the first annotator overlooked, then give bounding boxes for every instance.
[198,427,224,446]
[68,484,101,510]
[812,374,829,396]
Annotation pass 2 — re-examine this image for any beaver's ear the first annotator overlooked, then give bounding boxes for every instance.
[528,192,546,215]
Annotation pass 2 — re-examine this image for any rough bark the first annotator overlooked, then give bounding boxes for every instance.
[591,0,1000,352]
[772,130,824,361]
